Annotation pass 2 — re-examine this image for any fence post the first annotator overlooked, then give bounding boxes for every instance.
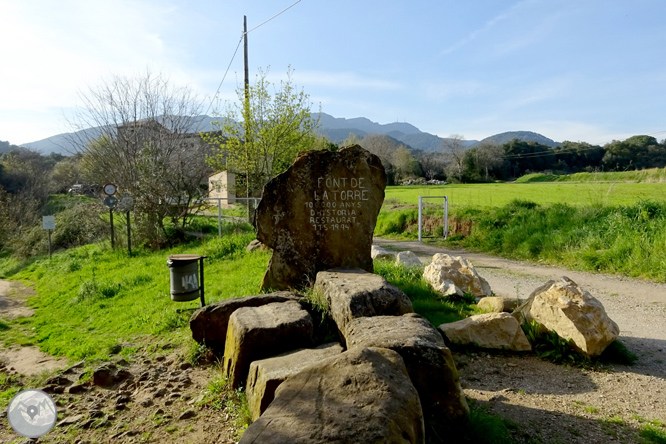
[217,198,222,238]
[418,196,423,242]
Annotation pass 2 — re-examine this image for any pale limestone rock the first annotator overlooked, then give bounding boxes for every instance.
[423,253,491,297]
[371,245,396,261]
[439,312,532,352]
[513,276,619,357]
[395,251,422,268]
[477,296,521,313]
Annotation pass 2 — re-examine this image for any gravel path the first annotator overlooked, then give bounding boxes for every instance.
[375,238,666,443]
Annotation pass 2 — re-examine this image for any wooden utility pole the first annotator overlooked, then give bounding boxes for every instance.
[244,15,249,101]
[243,15,251,219]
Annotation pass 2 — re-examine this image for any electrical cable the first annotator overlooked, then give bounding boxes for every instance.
[246,0,303,34]
[204,33,244,118]
[204,0,304,117]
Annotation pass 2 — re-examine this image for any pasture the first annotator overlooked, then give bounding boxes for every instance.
[386,182,666,208]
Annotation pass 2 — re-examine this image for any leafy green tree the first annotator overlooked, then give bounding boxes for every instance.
[554,141,604,173]
[204,67,321,200]
[602,135,664,171]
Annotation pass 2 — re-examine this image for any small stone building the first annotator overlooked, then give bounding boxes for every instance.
[209,171,236,204]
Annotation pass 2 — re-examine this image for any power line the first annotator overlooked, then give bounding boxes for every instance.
[204,0,304,117]
[246,0,303,34]
[204,33,244,118]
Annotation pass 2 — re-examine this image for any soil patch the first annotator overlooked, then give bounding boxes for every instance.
[0,348,238,443]
[0,280,36,319]
[0,280,69,376]
[0,347,68,376]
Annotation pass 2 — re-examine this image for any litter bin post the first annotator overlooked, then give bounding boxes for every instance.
[167,254,207,306]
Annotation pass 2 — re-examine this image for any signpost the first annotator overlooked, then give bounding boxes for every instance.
[117,194,135,257]
[42,216,55,258]
[103,183,118,249]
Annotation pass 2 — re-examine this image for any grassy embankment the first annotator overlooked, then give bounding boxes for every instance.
[516,167,666,183]
[376,172,666,282]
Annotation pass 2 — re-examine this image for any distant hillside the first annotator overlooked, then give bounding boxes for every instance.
[21,115,225,155]
[476,131,561,147]
[316,113,421,135]
[21,112,561,156]
[315,113,480,152]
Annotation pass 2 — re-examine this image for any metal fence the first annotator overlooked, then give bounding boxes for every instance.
[418,196,448,242]
[207,197,261,237]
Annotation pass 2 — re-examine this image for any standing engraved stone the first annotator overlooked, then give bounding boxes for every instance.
[256,145,386,290]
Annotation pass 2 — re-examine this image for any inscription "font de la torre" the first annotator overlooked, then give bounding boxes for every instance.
[305,176,370,231]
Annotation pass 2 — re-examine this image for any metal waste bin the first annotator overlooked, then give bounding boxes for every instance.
[167,254,206,304]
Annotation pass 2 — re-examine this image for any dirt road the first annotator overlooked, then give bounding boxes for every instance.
[374,238,666,443]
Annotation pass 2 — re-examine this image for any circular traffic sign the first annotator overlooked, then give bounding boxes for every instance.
[117,195,135,212]
[103,183,117,196]
[104,196,118,208]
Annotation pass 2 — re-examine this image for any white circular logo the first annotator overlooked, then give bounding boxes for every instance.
[7,389,58,438]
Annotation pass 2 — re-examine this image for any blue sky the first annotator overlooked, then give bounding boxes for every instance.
[1,0,665,146]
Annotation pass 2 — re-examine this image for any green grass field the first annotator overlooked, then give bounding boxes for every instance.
[386,182,666,208]
[0,229,267,360]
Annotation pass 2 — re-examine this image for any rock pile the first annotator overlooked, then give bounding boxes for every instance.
[189,268,468,443]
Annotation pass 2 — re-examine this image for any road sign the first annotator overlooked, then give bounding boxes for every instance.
[117,195,135,212]
[104,196,118,208]
[103,183,117,196]
[42,216,55,230]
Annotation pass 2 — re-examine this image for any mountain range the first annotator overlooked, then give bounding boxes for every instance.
[17,113,560,155]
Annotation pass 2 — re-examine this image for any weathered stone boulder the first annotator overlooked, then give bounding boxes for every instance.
[396,251,422,268]
[346,314,469,422]
[189,292,302,351]
[423,253,491,297]
[513,277,619,357]
[246,343,344,421]
[371,245,396,261]
[477,296,521,313]
[239,347,425,444]
[223,301,313,389]
[256,145,386,290]
[439,312,532,352]
[246,239,271,252]
[314,268,413,337]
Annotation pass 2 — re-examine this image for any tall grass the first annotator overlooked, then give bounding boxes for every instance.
[375,199,666,282]
[460,199,666,281]
[373,261,481,325]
